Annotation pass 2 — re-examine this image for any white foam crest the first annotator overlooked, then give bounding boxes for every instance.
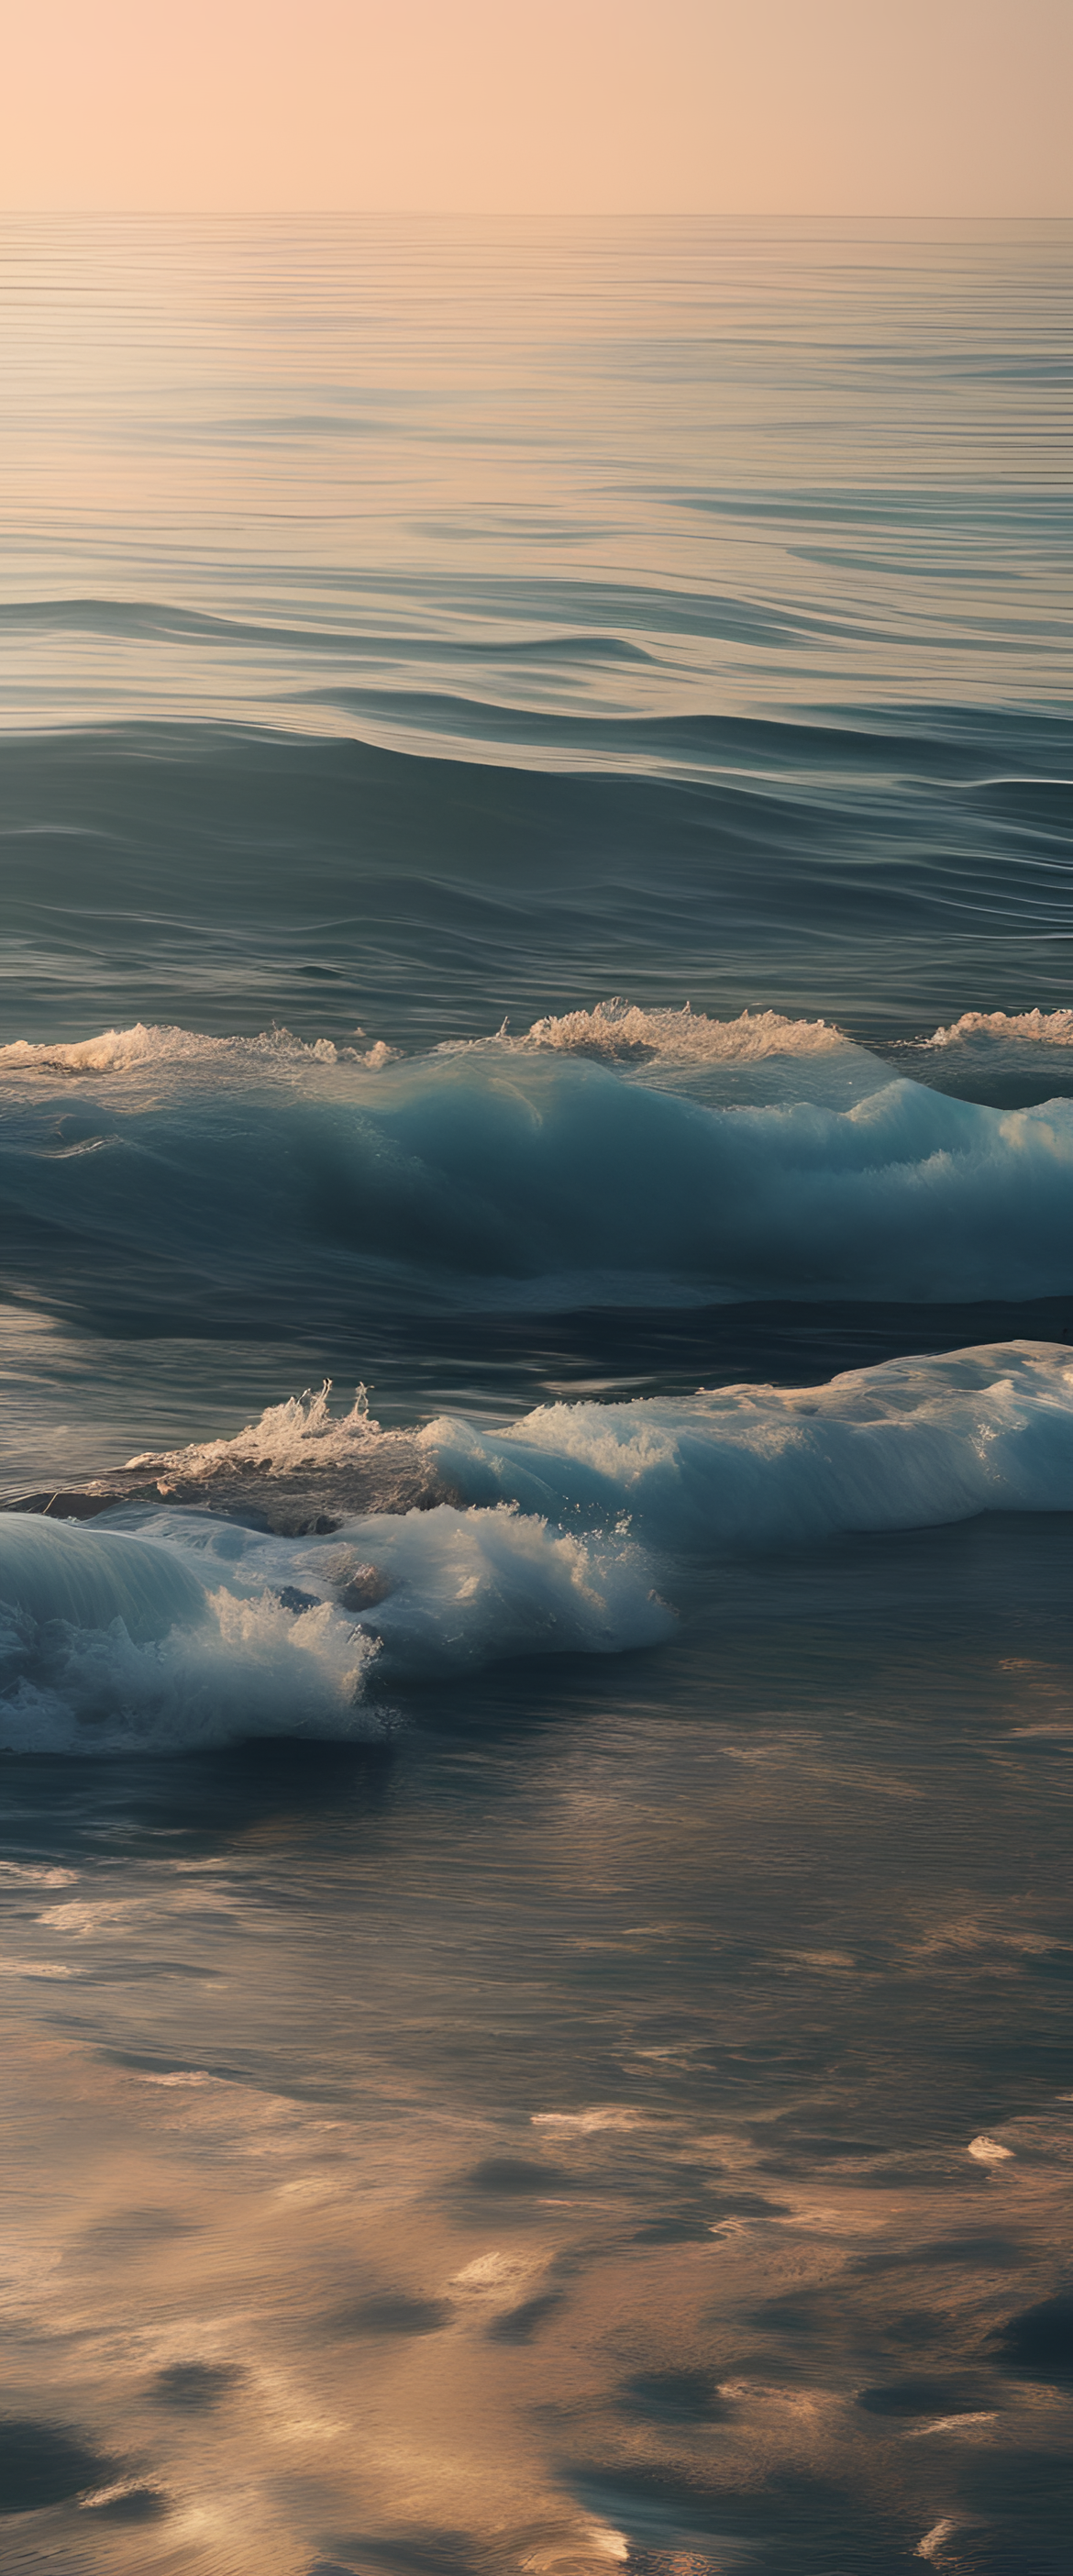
[129,1336,1073,1582]
[6,1004,1073,1094]
[126,1493,671,1678]
[925,1007,1073,1049]
[128,1381,381,1479]
[0,1484,669,1749]
[463,998,846,1063]
[425,1341,1073,1551]
[331,1501,672,1671]
[13,1339,1073,1752]
[0,1022,397,1077]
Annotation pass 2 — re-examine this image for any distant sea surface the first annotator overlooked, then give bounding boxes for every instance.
[2,218,1072,2575]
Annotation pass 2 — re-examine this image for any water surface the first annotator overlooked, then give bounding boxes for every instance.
[1,216,1072,2574]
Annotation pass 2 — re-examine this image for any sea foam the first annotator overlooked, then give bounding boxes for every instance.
[171,1341,1073,1553]
[0,1514,381,1753]
[6,1343,1073,1750]
[424,1341,1073,1549]
[0,1022,396,1078]
[925,1008,1073,1050]
[452,1000,846,1064]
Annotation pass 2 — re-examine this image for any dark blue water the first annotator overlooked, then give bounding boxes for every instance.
[1,217,1072,2574]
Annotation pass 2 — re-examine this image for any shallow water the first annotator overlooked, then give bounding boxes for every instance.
[1,216,1072,2572]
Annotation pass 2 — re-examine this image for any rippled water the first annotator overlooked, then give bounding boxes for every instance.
[1,217,1072,2573]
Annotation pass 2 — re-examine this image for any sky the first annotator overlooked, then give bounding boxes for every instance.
[3,0,1070,217]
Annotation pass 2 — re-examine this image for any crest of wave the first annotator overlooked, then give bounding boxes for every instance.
[926,1007,1073,1049]
[424,1341,1073,1550]
[127,1382,385,1481]
[520,998,843,1063]
[126,1384,443,1523]
[0,1023,398,1076]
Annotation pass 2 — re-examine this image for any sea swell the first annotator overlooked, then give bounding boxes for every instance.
[3,717,1071,1060]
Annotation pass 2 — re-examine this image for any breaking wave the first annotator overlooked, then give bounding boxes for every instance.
[0,1496,667,1753]
[145,1340,1073,1554]
[6,1022,1073,1320]
[0,1511,382,1753]
[6,1341,1073,1752]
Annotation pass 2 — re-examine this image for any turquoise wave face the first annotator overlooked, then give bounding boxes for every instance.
[0,1514,206,1640]
[5,1042,1073,1341]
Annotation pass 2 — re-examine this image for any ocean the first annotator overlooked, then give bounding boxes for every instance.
[1,214,1072,2572]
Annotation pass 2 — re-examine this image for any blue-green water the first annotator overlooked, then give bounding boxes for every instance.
[1,217,1072,2574]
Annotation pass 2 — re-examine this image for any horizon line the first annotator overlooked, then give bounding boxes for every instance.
[2,206,1071,222]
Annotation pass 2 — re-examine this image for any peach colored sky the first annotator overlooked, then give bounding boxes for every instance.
[3,0,1070,216]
